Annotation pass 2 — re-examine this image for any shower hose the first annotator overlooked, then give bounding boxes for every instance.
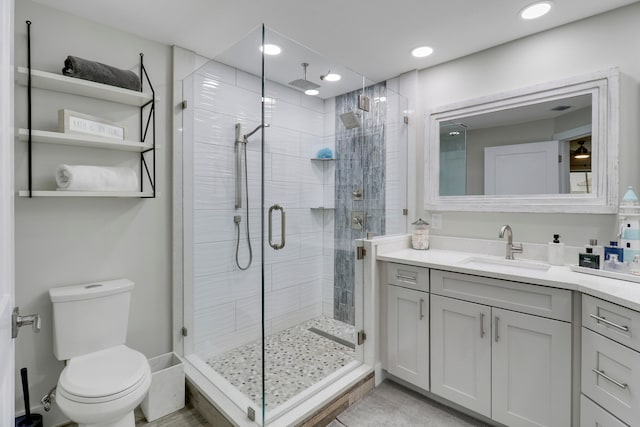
[235,141,253,271]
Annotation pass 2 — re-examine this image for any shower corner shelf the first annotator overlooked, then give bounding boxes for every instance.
[310,207,335,211]
[310,157,335,161]
[18,21,156,199]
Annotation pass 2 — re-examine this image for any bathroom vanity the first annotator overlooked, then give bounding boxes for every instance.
[363,235,640,427]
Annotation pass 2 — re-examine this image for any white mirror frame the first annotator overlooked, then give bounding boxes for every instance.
[424,68,619,213]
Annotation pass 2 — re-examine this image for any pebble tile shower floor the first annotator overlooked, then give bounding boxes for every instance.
[207,316,355,408]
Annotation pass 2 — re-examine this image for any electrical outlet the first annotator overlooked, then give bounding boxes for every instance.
[431,214,442,230]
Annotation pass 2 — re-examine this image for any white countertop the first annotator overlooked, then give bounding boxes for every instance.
[377,247,640,312]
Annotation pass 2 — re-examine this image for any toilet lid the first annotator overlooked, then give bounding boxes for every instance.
[59,345,149,400]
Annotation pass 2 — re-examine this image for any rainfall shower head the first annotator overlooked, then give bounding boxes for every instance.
[340,111,361,129]
[288,63,321,91]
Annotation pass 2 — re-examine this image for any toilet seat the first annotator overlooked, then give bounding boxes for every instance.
[58,345,150,404]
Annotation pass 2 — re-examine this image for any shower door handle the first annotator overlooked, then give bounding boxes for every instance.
[268,204,286,250]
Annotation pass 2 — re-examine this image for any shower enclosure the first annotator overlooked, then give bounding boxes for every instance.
[177,25,408,425]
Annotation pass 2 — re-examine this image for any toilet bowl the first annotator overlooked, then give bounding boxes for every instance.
[49,279,151,427]
[56,345,151,427]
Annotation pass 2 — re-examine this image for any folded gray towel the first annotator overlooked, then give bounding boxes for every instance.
[62,56,141,91]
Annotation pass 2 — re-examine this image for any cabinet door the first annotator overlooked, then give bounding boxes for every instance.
[430,295,491,417]
[387,285,429,389]
[492,308,571,427]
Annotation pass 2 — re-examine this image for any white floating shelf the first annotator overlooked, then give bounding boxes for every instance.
[16,67,153,107]
[310,158,335,161]
[18,190,153,198]
[18,129,153,152]
[310,207,335,210]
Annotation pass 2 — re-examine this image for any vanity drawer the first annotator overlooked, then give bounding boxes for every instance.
[387,263,429,292]
[582,327,640,426]
[430,270,572,321]
[580,395,627,427]
[583,294,640,352]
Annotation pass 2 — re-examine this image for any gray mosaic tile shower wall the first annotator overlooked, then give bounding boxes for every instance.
[334,83,387,324]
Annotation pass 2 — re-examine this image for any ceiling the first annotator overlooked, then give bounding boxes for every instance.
[34,0,640,93]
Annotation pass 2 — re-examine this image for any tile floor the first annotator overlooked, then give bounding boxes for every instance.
[63,405,211,427]
[64,380,489,426]
[207,316,355,409]
[329,380,491,427]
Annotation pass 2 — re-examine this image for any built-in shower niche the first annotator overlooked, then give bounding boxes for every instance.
[179,24,407,424]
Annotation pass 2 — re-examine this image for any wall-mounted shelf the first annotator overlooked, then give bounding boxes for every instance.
[18,129,153,152]
[18,21,156,199]
[310,158,335,161]
[18,190,154,198]
[16,67,153,107]
[310,207,335,211]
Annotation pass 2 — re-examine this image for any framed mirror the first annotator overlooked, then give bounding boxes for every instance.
[425,68,619,213]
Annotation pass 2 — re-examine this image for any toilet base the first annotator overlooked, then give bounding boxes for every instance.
[78,411,134,427]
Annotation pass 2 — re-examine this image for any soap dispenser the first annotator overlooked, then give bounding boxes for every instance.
[548,234,565,266]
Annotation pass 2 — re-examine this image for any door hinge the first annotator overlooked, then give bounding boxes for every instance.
[558,154,562,163]
[357,330,367,345]
[247,407,256,421]
[181,326,188,337]
[404,116,409,124]
[403,208,408,216]
[181,100,188,109]
[357,246,367,260]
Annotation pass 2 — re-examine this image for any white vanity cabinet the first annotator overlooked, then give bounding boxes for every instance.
[386,263,429,390]
[581,294,640,426]
[430,270,572,427]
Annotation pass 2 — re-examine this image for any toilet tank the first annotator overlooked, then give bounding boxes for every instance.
[49,279,134,360]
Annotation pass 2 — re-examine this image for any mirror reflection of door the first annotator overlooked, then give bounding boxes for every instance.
[484,140,568,195]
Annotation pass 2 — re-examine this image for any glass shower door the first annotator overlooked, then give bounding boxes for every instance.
[260,27,367,423]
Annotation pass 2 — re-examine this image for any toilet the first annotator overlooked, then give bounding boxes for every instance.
[49,279,151,427]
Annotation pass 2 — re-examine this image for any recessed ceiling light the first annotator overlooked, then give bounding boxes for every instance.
[305,89,319,96]
[520,1,552,20]
[260,44,281,55]
[411,46,434,58]
[322,73,341,82]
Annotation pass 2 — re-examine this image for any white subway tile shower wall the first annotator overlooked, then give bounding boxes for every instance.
[190,60,330,357]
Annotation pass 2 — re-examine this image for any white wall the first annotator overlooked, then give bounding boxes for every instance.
[14,1,172,423]
[417,3,640,245]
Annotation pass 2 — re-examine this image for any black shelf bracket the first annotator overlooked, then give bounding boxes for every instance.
[26,20,32,198]
[139,52,156,198]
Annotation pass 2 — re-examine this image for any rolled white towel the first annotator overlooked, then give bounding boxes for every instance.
[56,164,138,191]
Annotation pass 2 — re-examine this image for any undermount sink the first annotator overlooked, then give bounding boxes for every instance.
[459,256,551,273]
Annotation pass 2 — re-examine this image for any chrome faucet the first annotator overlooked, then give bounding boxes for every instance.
[499,225,523,260]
